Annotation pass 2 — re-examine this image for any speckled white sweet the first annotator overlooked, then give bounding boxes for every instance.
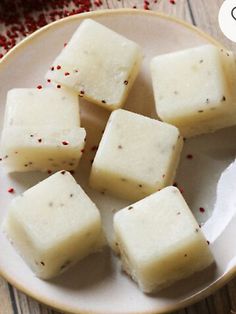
[151,45,236,137]
[3,171,105,279]
[46,19,142,110]
[114,186,214,293]
[1,127,86,172]
[90,109,183,201]
[3,88,80,128]
[0,88,85,172]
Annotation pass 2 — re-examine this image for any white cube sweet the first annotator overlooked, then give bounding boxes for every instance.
[3,88,80,128]
[46,19,142,110]
[1,127,86,172]
[1,88,85,172]
[151,45,236,137]
[90,109,183,201]
[114,186,214,293]
[3,171,105,279]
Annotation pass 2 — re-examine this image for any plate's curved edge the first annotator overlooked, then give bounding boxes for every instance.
[0,8,226,68]
[0,8,233,314]
[2,261,236,314]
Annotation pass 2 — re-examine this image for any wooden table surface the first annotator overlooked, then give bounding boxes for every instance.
[1,0,236,313]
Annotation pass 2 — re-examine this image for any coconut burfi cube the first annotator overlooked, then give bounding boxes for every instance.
[46,19,142,110]
[151,45,236,137]
[1,127,86,172]
[114,186,214,293]
[90,109,183,201]
[3,88,80,128]
[1,88,85,172]
[3,171,105,279]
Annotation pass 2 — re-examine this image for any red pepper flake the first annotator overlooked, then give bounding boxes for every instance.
[51,66,54,71]
[47,79,51,83]
[179,188,184,194]
[199,207,205,213]
[8,188,15,193]
[47,169,52,174]
[81,149,85,153]
[57,85,61,89]
[64,43,67,47]
[38,138,42,143]
[56,65,61,70]
[173,182,178,187]
[207,240,210,245]
[124,80,128,85]
[91,146,98,151]
[61,170,66,175]
[62,141,69,145]
[64,72,70,76]
[37,85,42,89]
[0,158,2,161]
[94,0,103,7]
[169,0,176,4]
[101,100,106,104]
[186,154,193,159]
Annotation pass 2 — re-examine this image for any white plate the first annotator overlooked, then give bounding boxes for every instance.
[0,9,236,314]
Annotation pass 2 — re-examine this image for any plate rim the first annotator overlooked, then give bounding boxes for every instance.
[0,8,235,314]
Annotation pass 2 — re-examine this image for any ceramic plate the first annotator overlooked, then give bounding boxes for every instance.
[0,9,236,314]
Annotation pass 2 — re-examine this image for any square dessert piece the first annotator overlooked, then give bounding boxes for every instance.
[3,88,80,128]
[90,109,183,201]
[1,88,85,172]
[46,19,142,110]
[114,186,214,293]
[151,45,236,137]
[3,171,105,279]
[1,127,86,172]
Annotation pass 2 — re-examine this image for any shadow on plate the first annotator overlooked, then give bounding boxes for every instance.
[49,247,113,291]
